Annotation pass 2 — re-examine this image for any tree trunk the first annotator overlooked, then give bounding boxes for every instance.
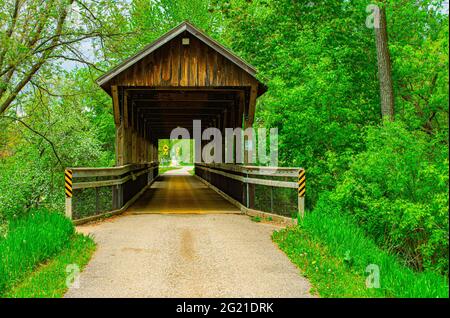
[375,6,395,121]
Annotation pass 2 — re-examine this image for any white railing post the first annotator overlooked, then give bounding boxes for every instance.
[65,197,73,219]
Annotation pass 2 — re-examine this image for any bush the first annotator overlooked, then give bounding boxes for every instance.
[0,209,74,294]
[274,196,449,298]
[329,121,449,274]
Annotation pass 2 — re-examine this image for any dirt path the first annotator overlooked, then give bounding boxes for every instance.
[65,213,313,298]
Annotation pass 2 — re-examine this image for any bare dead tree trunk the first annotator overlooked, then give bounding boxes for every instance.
[375,6,395,121]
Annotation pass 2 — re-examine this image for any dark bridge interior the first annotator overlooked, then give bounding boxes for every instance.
[125,88,247,139]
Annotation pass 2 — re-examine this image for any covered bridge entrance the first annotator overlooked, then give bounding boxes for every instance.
[64,22,305,225]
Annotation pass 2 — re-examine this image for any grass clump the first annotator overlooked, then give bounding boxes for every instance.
[4,233,95,298]
[158,166,181,175]
[0,209,74,295]
[251,216,262,223]
[273,198,449,298]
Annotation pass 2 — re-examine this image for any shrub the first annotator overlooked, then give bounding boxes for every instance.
[274,196,449,298]
[329,121,449,274]
[0,209,74,294]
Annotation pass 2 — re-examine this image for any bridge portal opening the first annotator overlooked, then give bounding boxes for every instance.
[158,139,195,167]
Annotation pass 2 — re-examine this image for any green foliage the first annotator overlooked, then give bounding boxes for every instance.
[0,70,115,218]
[4,233,95,298]
[389,0,449,132]
[273,200,449,298]
[220,0,448,207]
[105,0,223,62]
[0,209,74,295]
[219,0,448,278]
[0,0,448,296]
[220,0,381,206]
[330,122,449,274]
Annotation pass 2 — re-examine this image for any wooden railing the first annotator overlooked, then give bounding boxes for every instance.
[65,162,158,224]
[194,163,305,223]
[64,161,304,225]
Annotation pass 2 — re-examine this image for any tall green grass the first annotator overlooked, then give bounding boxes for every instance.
[0,209,74,295]
[4,234,95,298]
[273,197,449,298]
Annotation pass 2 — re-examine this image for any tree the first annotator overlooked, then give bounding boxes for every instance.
[0,0,127,115]
[373,3,395,120]
[0,69,112,217]
[389,0,449,135]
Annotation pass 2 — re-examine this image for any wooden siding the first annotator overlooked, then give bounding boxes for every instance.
[103,34,258,89]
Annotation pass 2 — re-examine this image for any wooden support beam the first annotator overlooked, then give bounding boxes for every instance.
[222,110,227,163]
[116,123,124,165]
[245,85,258,128]
[243,87,257,208]
[136,106,227,110]
[237,90,245,129]
[123,90,129,128]
[132,99,235,104]
[112,85,120,125]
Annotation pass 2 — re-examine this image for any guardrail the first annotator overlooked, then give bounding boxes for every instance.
[64,162,158,224]
[194,163,305,222]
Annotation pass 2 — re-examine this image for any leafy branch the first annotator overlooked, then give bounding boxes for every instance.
[1,115,63,167]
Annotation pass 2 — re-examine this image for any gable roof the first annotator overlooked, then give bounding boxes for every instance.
[96,21,260,87]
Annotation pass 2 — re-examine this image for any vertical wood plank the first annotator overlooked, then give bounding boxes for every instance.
[212,51,218,85]
[161,44,171,84]
[121,90,130,165]
[123,90,129,128]
[189,39,198,86]
[219,55,226,86]
[153,49,162,85]
[137,134,141,163]
[132,129,137,163]
[180,38,190,86]
[116,123,124,165]
[246,84,258,127]
[171,38,180,86]
[124,127,131,165]
[111,85,120,125]
[206,47,215,86]
[237,90,245,129]
[197,40,207,86]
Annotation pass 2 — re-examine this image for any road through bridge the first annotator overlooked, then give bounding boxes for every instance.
[62,21,310,298]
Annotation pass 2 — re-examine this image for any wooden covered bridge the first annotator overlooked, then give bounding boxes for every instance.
[64,21,305,224]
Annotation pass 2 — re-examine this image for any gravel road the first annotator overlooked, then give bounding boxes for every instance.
[64,213,313,298]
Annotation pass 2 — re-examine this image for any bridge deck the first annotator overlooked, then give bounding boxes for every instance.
[126,167,240,214]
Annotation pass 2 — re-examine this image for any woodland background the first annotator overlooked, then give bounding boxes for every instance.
[0,0,448,286]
